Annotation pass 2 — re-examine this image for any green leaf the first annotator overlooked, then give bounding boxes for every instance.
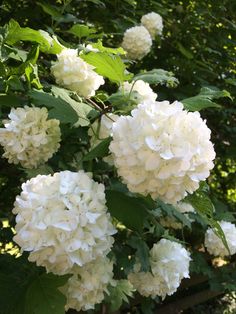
[37,2,62,19]
[157,199,192,228]
[127,235,150,272]
[186,191,230,254]
[182,86,231,111]
[81,52,132,84]
[83,137,111,161]
[50,86,91,126]
[25,273,69,314]
[107,280,134,311]
[25,64,42,89]
[91,40,126,55]
[133,69,179,87]
[105,190,150,232]
[28,89,78,125]
[68,24,97,39]
[177,42,194,59]
[6,19,63,54]
[0,94,26,107]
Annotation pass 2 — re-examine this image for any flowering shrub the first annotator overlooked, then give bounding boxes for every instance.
[0,1,235,314]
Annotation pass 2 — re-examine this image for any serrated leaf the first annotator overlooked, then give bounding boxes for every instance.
[182,86,231,111]
[105,190,150,232]
[91,40,125,55]
[68,24,96,39]
[186,191,230,254]
[50,86,91,126]
[83,137,111,161]
[0,94,26,107]
[157,199,192,228]
[127,236,150,272]
[25,273,69,314]
[82,52,132,84]
[28,89,78,125]
[6,20,63,54]
[107,280,134,311]
[37,2,62,18]
[133,69,179,87]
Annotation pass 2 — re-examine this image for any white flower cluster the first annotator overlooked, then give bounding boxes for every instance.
[122,80,157,103]
[109,101,215,204]
[121,26,152,60]
[141,12,163,39]
[13,170,116,275]
[51,48,104,97]
[205,221,236,257]
[128,239,191,299]
[62,256,114,311]
[0,106,61,169]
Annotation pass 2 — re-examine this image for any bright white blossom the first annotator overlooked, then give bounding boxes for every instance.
[122,80,157,103]
[13,170,116,275]
[121,26,152,60]
[51,48,104,97]
[61,257,114,311]
[109,101,215,204]
[0,106,60,169]
[141,12,163,39]
[128,239,191,299]
[205,221,236,257]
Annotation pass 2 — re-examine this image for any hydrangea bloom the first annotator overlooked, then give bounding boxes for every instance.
[122,80,157,103]
[128,239,191,299]
[61,257,114,311]
[51,48,104,97]
[109,101,215,204]
[141,12,163,38]
[205,221,236,257]
[0,106,61,169]
[121,26,152,60]
[13,170,116,275]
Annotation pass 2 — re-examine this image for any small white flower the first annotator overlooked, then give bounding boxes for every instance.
[205,221,236,257]
[128,239,191,299]
[0,106,61,169]
[109,101,215,204]
[122,80,157,103]
[61,257,114,311]
[141,12,163,39]
[13,170,116,275]
[121,26,152,60]
[51,48,104,97]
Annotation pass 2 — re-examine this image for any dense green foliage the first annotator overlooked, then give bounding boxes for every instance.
[0,0,235,313]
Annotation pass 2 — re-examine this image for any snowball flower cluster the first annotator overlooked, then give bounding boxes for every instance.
[121,26,152,60]
[141,12,163,38]
[205,221,236,257]
[62,256,114,311]
[13,170,116,275]
[109,101,215,204]
[51,48,104,97]
[128,239,191,299]
[0,106,61,169]
[122,80,157,103]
